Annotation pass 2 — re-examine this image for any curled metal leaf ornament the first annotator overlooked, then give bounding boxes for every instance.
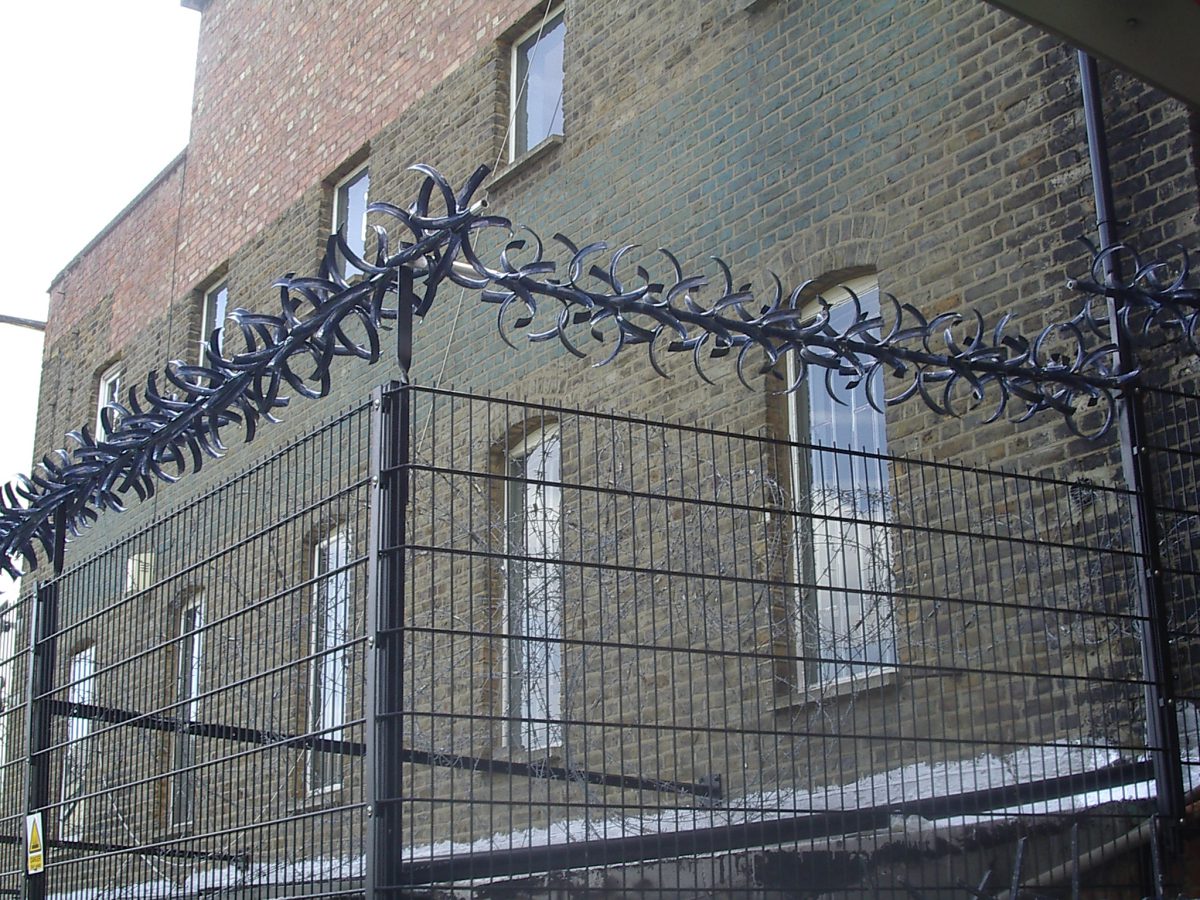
[1,164,1195,576]
[1069,240,1200,352]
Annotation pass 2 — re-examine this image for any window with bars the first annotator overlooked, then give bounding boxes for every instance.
[125,553,154,596]
[787,278,896,687]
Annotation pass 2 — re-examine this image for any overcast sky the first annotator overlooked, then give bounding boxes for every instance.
[0,3,201,600]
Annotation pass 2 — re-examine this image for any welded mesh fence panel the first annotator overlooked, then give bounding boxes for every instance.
[31,401,371,898]
[8,383,1190,897]
[0,589,31,897]
[1144,384,1200,826]
[393,386,1165,897]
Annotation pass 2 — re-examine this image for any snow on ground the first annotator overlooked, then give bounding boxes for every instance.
[404,739,1178,861]
[48,706,1200,897]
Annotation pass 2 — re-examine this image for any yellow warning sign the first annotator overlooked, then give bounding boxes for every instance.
[25,812,43,874]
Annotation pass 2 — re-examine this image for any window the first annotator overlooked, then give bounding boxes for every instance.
[788,278,895,686]
[60,644,96,840]
[95,363,122,441]
[125,553,154,595]
[170,600,203,828]
[509,8,565,160]
[332,166,370,280]
[504,424,563,750]
[199,279,229,362]
[308,530,350,794]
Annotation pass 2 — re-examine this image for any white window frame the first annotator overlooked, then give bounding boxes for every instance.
[786,277,896,691]
[95,363,123,441]
[60,644,97,841]
[307,530,351,795]
[503,423,563,751]
[169,599,203,829]
[508,8,565,161]
[199,279,229,363]
[332,166,370,279]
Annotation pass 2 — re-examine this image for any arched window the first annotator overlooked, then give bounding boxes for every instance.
[787,277,896,686]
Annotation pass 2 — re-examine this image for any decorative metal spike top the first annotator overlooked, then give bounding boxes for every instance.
[2,163,1197,576]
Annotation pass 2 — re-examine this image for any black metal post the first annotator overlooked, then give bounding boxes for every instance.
[1077,51,1184,893]
[365,267,415,897]
[22,511,65,900]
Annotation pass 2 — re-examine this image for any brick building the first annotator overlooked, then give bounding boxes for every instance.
[8,0,1200,896]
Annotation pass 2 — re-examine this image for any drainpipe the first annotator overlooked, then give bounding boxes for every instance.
[1076,50,1185,892]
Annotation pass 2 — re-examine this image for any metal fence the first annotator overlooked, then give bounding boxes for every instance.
[0,383,1195,897]
[3,400,373,898]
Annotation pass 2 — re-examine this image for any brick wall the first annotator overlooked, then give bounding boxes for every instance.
[21,1,1200,891]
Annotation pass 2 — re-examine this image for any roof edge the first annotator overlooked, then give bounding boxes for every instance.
[49,149,188,291]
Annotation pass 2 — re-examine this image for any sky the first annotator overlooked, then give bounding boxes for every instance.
[0,3,201,601]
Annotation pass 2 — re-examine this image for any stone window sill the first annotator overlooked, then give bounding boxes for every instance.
[486,134,564,193]
[488,744,563,767]
[300,783,348,810]
[778,666,899,712]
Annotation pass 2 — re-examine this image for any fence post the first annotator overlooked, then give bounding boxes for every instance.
[1078,52,1183,896]
[22,511,65,900]
[366,268,415,897]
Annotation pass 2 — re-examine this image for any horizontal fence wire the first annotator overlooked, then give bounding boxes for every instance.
[20,401,373,898]
[387,385,1178,897]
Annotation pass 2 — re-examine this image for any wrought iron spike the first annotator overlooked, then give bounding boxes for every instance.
[2,163,1197,577]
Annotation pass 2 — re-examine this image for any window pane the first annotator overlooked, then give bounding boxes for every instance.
[309,532,349,792]
[61,645,96,839]
[171,603,203,827]
[506,429,562,750]
[96,366,122,440]
[513,12,564,157]
[201,281,229,360]
[334,168,370,278]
